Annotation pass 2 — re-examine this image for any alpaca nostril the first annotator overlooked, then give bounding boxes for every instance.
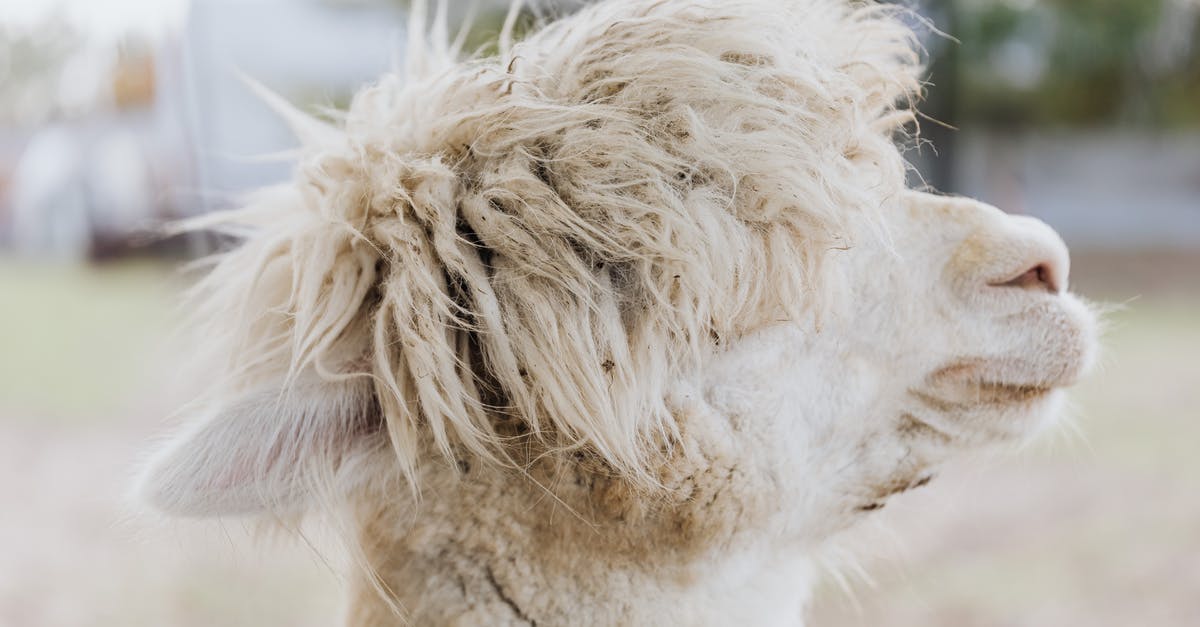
[990,262,1059,294]
[948,206,1071,299]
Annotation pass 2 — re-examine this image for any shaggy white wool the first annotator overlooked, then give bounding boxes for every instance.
[140,1,1098,624]
[155,0,921,499]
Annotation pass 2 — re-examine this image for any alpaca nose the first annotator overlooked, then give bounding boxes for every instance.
[983,215,1069,295]
[951,213,1071,298]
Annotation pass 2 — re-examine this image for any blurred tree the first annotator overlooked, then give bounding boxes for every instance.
[0,18,87,126]
[948,0,1200,127]
[916,0,961,190]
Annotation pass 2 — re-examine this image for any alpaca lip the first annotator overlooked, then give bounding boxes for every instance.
[914,380,1055,413]
[968,381,1054,405]
[927,362,1062,406]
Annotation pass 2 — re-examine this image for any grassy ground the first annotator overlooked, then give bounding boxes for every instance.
[0,260,340,627]
[0,256,1196,626]
[0,261,174,420]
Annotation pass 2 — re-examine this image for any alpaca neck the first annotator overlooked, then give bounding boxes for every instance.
[342,451,818,626]
[345,526,817,626]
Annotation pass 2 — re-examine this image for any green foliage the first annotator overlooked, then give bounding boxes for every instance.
[937,0,1200,127]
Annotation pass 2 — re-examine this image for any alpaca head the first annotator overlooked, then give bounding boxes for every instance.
[141,0,1097,574]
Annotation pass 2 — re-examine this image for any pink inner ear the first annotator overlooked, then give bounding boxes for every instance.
[208,428,300,496]
[141,376,380,517]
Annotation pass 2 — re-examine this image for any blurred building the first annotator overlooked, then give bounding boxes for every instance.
[955,130,1200,250]
[177,0,405,214]
[0,0,406,258]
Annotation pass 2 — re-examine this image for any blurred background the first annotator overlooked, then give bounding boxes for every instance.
[0,0,1196,625]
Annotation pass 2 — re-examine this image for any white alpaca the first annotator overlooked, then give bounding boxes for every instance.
[140,1,1099,624]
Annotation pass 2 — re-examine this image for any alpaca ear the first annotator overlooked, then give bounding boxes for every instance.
[139,375,379,517]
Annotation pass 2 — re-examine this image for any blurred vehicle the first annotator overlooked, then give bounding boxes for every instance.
[9,127,90,259]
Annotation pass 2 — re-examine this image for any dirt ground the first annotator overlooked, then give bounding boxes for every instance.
[0,252,1196,626]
